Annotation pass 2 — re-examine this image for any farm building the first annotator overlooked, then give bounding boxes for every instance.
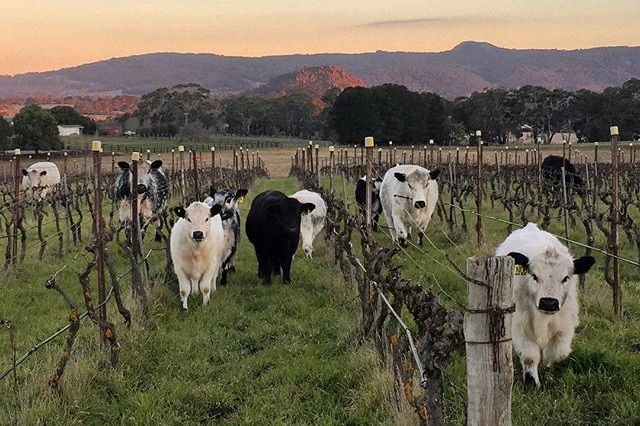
[57,124,84,136]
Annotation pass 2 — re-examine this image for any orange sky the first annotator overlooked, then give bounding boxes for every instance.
[2,0,639,75]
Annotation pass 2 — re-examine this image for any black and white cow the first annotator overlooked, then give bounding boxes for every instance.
[203,187,248,286]
[245,190,315,285]
[355,176,383,230]
[541,155,584,196]
[114,159,169,240]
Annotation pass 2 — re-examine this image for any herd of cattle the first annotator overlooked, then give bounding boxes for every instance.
[17,155,596,387]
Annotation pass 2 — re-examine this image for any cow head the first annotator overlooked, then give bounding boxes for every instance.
[118,160,163,195]
[394,168,440,210]
[207,187,248,220]
[508,250,595,314]
[268,198,316,234]
[173,202,222,243]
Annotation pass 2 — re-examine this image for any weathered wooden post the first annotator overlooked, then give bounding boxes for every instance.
[378,147,382,167]
[410,145,415,164]
[365,136,374,226]
[429,139,434,165]
[423,144,428,167]
[301,147,306,172]
[178,146,186,206]
[92,141,107,341]
[315,144,320,186]
[609,126,622,319]
[192,149,199,200]
[210,146,216,188]
[329,145,335,194]
[11,149,20,265]
[476,130,484,246]
[388,140,393,165]
[465,255,514,426]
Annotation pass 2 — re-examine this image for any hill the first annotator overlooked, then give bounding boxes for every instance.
[0,41,639,99]
[247,65,364,98]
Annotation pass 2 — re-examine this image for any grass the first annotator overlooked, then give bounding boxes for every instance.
[2,159,640,425]
[0,177,407,426]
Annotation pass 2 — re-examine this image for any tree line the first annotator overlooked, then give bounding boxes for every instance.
[3,78,639,151]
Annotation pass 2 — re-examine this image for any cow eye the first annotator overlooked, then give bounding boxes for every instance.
[187,218,191,223]
[531,274,539,282]
[205,217,209,222]
[408,184,415,190]
[561,276,569,283]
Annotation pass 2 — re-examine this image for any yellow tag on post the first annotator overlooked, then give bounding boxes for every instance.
[514,265,528,276]
[237,196,244,204]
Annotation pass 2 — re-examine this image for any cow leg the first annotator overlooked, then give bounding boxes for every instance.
[519,341,542,388]
[392,212,409,243]
[543,331,573,367]
[417,230,425,246]
[175,270,191,310]
[201,268,218,306]
[281,257,293,284]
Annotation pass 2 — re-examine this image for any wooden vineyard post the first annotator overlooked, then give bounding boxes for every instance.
[210,146,216,188]
[609,126,622,319]
[329,145,335,194]
[475,130,484,246]
[388,141,393,165]
[92,141,107,341]
[178,146,186,206]
[465,256,514,426]
[315,143,320,186]
[364,136,374,227]
[11,149,20,265]
[429,139,434,165]
[192,149,199,200]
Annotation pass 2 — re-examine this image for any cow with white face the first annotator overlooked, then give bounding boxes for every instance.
[115,159,168,240]
[21,161,61,201]
[379,164,440,246]
[291,189,327,258]
[170,202,224,310]
[496,223,595,387]
[203,187,248,286]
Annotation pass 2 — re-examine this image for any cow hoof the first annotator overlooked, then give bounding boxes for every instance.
[523,372,539,388]
[154,232,162,242]
[398,238,408,248]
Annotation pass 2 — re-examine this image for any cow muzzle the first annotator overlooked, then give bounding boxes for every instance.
[137,184,148,194]
[192,231,204,242]
[538,297,560,314]
[414,200,426,209]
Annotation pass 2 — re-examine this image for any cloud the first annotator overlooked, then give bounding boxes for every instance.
[360,17,477,28]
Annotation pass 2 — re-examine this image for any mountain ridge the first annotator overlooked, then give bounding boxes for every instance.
[1,41,639,99]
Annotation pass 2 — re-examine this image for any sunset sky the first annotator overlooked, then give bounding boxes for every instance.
[2,0,639,75]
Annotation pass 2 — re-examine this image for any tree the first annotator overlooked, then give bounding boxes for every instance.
[0,117,12,150]
[50,105,97,135]
[13,104,61,153]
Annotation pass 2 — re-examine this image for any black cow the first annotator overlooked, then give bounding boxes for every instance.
[541,155,584,196]
[203,187,248,286]
[245,190,315,285]
[355,176,383,230]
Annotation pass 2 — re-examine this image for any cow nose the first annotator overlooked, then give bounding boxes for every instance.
[137,184,147,194]
[192,231,204,241]
[414,200,426,209]
[538,297,560,312]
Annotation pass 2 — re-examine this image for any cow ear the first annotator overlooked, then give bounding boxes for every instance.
[118,162,130,170]
[507,252,529,267]
[21,169,28,176]
[40,170,47,176]
[429,169,440,180]
[210,204,223,217]
[394,172,406,182]
[301,202,316,214]
[574,256,595,275]
[173,206,186,218]
[235,189,248,199]
[150,160,162,169]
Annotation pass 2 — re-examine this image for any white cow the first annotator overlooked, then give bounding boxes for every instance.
[495,223,595,387]
[291,189,327,258]
[170,202,224,310]
[21,161,61,201]
[379,164,440,246]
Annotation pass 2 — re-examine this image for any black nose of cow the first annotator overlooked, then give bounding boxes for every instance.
[137,184,147,194]
[192,231,204,241]
[414,200,426,209]
[538,297,560,313]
